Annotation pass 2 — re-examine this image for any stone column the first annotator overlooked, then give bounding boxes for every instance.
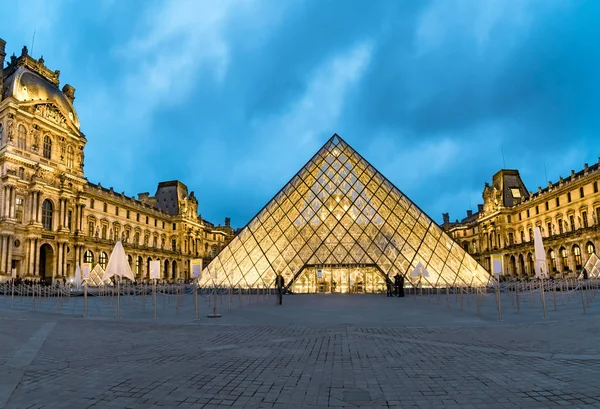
[36,192,42,223]
[63,243,68,276]
[8,186,15,219]
[74,205,79,234]
[3,186,8,217]
[32,239,39,276]
[5,235,13,276]
[0,235,5,275]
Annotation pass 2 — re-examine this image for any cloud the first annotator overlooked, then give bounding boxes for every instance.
[3,0,599,227]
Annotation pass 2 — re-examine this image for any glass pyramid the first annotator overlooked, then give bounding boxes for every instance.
[198,134,491,290]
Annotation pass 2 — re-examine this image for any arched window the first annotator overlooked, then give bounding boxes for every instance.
[84,250,94,263]
[549,250,557,272]
[509,256,516,276]
[66,145,74,168]
[42,199,53,230]
[99,252,108,269]
[560,247,568,271]
[136,256,142,277]
[587,242,596,255]
[17,125,27,149]
[573,245,582,270]
[527,253,534,276]
[127,254,133,268]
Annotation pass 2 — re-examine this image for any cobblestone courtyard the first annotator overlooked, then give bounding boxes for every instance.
[1,292,600,408]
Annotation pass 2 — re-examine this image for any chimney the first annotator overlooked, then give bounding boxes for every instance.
[571,169,575,178]
[477,204,484,213]
[442,213,449,225]
[225,217,231,227]
[0,38,6,98]
[467,210,473,218]
[62,84,75,103]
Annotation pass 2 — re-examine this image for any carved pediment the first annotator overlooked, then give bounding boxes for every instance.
[33,103,69,129]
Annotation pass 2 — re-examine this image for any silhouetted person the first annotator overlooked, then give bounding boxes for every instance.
[398,274,405,297]
[276,274,285,305]
[393,273,400,297]
[582,268,589,280]
[386,276,393,297]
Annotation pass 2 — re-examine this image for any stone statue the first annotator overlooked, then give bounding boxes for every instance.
[30,127,39,151]
[6,119,14,143]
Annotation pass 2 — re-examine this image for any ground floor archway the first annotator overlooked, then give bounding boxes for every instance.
[39,243,54,283]
[290,264,386,294]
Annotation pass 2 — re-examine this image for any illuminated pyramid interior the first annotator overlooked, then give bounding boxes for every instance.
[199,134,490,292]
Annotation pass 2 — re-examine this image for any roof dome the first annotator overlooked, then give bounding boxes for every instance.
[3,66,80,130]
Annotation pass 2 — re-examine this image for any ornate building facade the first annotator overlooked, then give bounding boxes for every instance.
[0,39,234,282]
[442,163,600,278]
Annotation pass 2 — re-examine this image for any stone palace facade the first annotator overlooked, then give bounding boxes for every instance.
[442,164,600,278]
[0,39,234,283]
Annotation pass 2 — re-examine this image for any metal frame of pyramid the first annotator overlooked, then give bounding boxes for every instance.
[198,134,491,290]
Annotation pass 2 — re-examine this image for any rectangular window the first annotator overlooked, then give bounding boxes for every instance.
[570,215,575,231]
[15,198,23,222]
[597,207,600,225]
[173,223,177,230]
[580,187,584,198]
[520,231,525,243]
[89,221,94,237]
[508,232,514,245]
[583,211,588,228]
[146,216,149,224]
[90,199,95,209]
[545,201,549,211]
[535,205,539,215]
[526,209,530,218]
[67,210,72,230]
[154,219,157,227]
[507,215,511,223]
[103,202,108,212]
[162,221,165,228]
[594,181,599,193]
[136,213,140,222]
[556,197,560,207]
[519,213,522,221]
[126,209,130,219]
[547,222,552,236]
[558,219,563,234]
[567,192,571,203]
[115,206,119,216]
[172,239,177,251]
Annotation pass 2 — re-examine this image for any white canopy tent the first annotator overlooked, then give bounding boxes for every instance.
[74,264,82,290]
[102,241,135,282]
[410,262,430,278]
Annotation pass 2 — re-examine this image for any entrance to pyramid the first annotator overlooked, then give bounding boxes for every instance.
[198,134,491,291]
[290,265,386,294]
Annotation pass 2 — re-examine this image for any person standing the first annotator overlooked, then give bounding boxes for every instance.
[276,274,285,305]
[399,274,405,297]
[386,275,393,297]
[393,273,401,297]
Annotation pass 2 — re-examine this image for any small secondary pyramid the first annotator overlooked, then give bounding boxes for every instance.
[199,134,490,289]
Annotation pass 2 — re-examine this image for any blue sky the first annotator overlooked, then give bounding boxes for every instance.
[3,1,599,227]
